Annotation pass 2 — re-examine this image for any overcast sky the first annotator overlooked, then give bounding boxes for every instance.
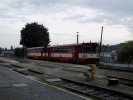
[0,0,133,49]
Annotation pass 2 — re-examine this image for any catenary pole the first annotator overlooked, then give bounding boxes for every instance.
[99,26,103,56]
[77,32,79,44]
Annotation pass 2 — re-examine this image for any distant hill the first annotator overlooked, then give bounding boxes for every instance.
[102,43,123,52]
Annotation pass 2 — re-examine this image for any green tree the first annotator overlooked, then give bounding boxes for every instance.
[0,47,3,54]
[11,45,13,50]
[118,41,133,62]
[5,47,7,50]
[20,22,50,47]
[14,47,24,57]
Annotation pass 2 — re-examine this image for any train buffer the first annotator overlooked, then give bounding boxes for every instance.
[83,64,96,79]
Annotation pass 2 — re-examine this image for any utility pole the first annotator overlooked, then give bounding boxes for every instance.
[77,32,79,44]
[99,26,103,56]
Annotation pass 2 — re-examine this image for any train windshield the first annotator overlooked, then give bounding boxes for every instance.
[82,46,97,53]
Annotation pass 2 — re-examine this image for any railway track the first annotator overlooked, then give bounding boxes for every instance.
[3,63,133,100]
[52,78,132,100]
[98,66,133,72]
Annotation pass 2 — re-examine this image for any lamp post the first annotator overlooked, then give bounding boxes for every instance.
[77,32,79,44]
[99,26,103,56]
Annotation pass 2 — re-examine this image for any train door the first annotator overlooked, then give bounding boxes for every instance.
[72,47,75,62]
[41,48,43,60]
[75,46,79,63]
[72,46,79,63]
[48,48,51,60]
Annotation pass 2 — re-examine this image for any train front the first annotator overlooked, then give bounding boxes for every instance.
[78,43,99,64]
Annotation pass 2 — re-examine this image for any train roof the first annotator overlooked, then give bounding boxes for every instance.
[48,42,98,48]
[27,47,46,49]
[27,42,99,49]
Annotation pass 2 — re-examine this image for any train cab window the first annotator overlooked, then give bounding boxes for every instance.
[82,47,91,53]
[82,46,97,53]
[91,47,97,52]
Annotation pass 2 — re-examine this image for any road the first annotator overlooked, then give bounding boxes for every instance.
[0,64,90,100]
[101,62,133,68]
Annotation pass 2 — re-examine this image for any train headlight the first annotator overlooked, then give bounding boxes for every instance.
[83,54,87,58]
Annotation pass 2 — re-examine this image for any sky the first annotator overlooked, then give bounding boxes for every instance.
[0,0,133,49]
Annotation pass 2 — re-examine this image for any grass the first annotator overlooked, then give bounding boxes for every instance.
[63,68,83,73]
[115,61,133,64]
[97,63,110,68]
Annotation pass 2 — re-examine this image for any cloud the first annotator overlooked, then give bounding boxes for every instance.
[1,0,133,25]
[0,0,133,48]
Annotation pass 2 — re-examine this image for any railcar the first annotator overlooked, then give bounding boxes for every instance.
[27,42,99,64]
[27,47,48,60]
[48,43,99,64]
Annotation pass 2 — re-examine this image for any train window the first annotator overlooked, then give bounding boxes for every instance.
[35,49,40,53]
[60,48,67,53]
[51,48,72,53]
[82,46,98,53]
[91,47,97,52]
[52,48,60,53]
[44,49,47,53]
[51,49,54,52]
[82,47,91,53]
[68,49,71,53]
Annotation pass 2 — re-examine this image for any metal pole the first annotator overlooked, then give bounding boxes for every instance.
[77,32,79,44]
[99,26,103,56]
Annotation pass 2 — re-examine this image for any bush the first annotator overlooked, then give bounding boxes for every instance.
[118,41,133,62]
[14,47,25,58]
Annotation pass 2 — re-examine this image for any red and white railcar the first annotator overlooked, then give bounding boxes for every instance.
[48,43,99,64]
[27,47,48,60]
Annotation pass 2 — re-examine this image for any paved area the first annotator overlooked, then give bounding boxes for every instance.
[96,68,133,80]
[102,62,133,68]
[0,57,133,97]
[0,63,90,100]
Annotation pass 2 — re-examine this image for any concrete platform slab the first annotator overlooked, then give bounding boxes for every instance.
[46,78,62,82]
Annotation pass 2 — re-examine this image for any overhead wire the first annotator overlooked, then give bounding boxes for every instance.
[102,26,133,28]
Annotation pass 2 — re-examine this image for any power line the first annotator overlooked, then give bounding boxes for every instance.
[103,27,133,28]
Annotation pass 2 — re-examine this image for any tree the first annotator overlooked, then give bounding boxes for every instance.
[20,22,50,47]
[11,45,13,50]
[0,47,3,54]
[14,47,24,57]
[5,47,7,50]
[118,41,133,62]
